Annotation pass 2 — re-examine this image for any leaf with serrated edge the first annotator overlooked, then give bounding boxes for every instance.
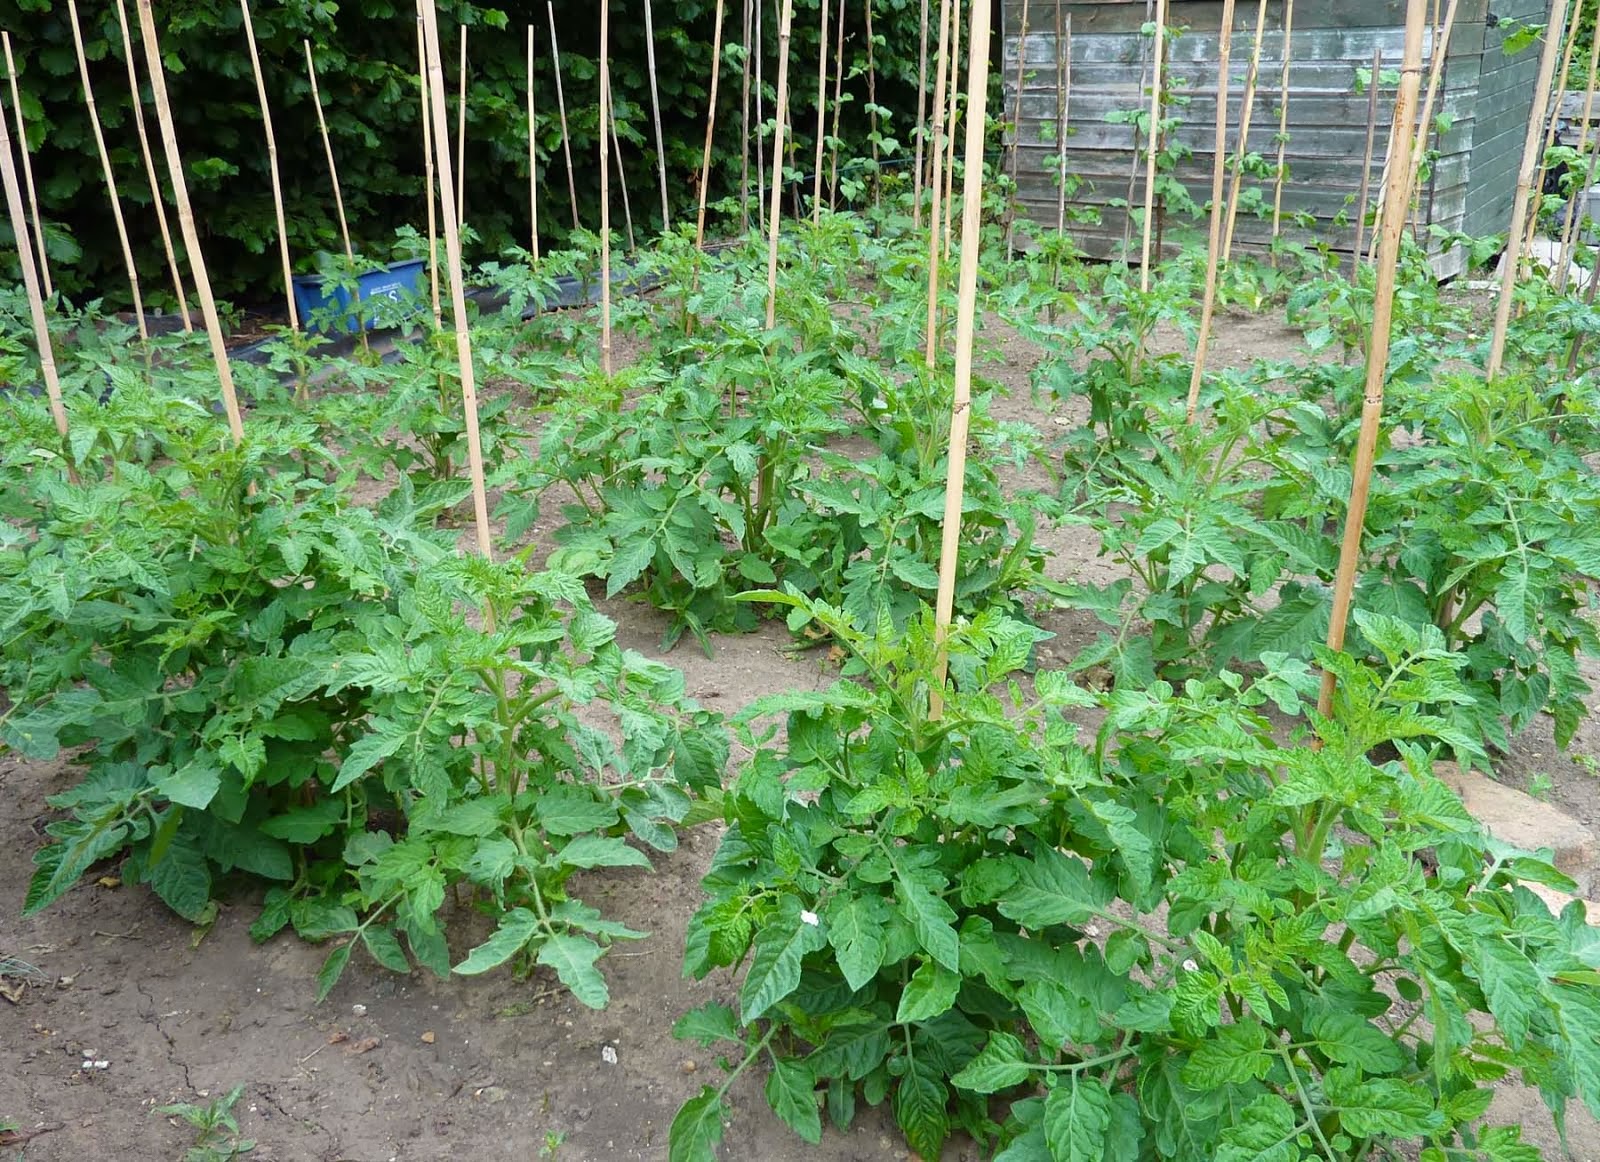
[669,1086,728,1162]
[951,1031,1031,1094]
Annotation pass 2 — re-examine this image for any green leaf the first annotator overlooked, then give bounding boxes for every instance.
[998,848,1103,930]
[1323,1068,1444,1137]
[259,799,343,844]
[765,1058,822,1145]
[951,1031,1032,1094]
[537,934,611,1009]
[154,757,221,810]
[669,1086,729,1162]
[555,835,653,870]
[1183,1021,1272,1088]
[537,784,621,836]
[1042,1076,1113,1162]
[361,924,412,974]
[607,535,658,597]
[333,730,403,793]
[826,893,889,992]
[142,832,212,922]
[893,1056,949,1161]
[673,1003,741,1047]
[740,903,827,1023]
[895,874,961,972]
[1308,1010,1405,1074]
[315,942,353,1003]
[1467,936,1545,1050]
[895,959,962,1023]
[453,908,541,976]
[1216,1093,1302,1162]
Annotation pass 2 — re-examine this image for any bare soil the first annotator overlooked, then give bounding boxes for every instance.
[4,310,1599,1161]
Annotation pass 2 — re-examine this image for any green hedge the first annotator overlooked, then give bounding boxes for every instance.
[1,0,937,309]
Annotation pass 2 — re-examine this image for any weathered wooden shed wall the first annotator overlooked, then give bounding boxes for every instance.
[1003,0,1549,276]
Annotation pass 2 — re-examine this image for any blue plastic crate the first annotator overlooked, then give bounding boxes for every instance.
[291,259,427,334]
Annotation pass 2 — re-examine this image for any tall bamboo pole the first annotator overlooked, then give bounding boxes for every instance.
[134,0,244,446]
[756,0,767,234]
[924,0,955,365]
[1220,0,1269,264]
[866,0,880,210]
[304,42,357,280]
[600,0,613,373]
[1183,0,1239,422]
[456,27,467,229]
[913,0,930,227]
[741,0,754,232]
[941,0,963,259]
[0,87,67,441]
[1120,0,1156,258]
[765,0,796,329]
[115,0,188,331]
[1139,0,1166,288]
[528,24,540,262]
[812,0,830,223]
[1487,0,1573,378]
[1056,13,1071,236]
[610,98,637,251]
[418,9,441,326]
[1520,0,1584,266]
[697,0,729,248]
[548,3,580,232]
[1316,0,1429,719]
[1,32,49,297]
[827,0,846,208]
[1557,24,1600,288]
[68,0,145,341]
[1006,0,1031,262]
[1269,0,1294,257]
[241,0,296,331]
[417,0,493,562]
[642,0,671,232]
[931,0,993,716]
[1353,48,1383,278]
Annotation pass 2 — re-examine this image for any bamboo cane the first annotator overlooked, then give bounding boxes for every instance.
[134,0,244,446]
[1566,245,1600,371]
[1353,48,1383,279]
[528,24,540,263]
[930,0,994,717]
[1056,12,1071,237]
[1120,0,1157,260]
[866,0,879,211]
[1557,23,1600,289]
[766,0,795,328]
[741,0,754,233]
[456,27,467,229]
[827,0,846,208]
[1520,0,1584,269]
[114,0,188,331]
[239,1,296,332]
[1139,0,1166,288]
[1182,0,1239,422]
[69,0,145,341]
[0,85,67,441]
[416,0,492,563]
[1316,0,1429,719]
[600,0,613,373]
[305,39,364,351]
[1269,0,1294,258]
[418,9,441,326]
[1005,0,1031,262]
[1487,0,1573,378]
[1398,0,1461,253]
[1,32,48,297]
[756,0,767,234]
[925,0,955,365]
[913,0,930,227]
[697,0,728,248]
[548,3,580,232]
[1220,0,1269,264]
[610,98,637,252]
[812,0,830,223]
[643,0,671,232]
[941,0,962,260]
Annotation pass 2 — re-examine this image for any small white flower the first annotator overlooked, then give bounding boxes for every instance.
[800,910,819,927]
[1182,958,1199,973]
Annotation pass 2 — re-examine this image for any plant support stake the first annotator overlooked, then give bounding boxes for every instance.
[1,32,49,297]
[1557,16,1600,288]
[600,0,613,373]
[1353,47,1383,278]
[456,27,467,229]
[643,0,670,233]
[305,39,364,351]
[1317,0,1429,718]
[547,3,580,232]
[827,0,846,208]
[912,0,930,228]
[528,24,540,263]
[418,8,441,325]
[1269,0,1294,257]
[941,0,963,260]
[1221,0,1269,264]
[241,0,297,332]
[1139,0,1166,289]
[1520,0,1584,270]
[812,0,830,223]
[765,0,795,329]
[924,0,955,365]
[1005,0,1031,263]
[931,0,993,718]
[1055,9,1070,236]
[697,0,728,249]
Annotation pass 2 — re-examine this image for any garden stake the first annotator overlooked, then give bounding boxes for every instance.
[1120,0,1157,259]
[1488,0,1573,379]
[1317,0,1429,719]
[601,0,613,373]
[239,1,296,333]
[765,0,795,330]
[740,0,754,233]
[913,0,929,228]
[115,0,189,331]
[696,0,728,249]
[1269,0,1294,260]
[1056,10,1070,236]
[134,0,245,448]
[456,27,467,228]
[827,0,846,209]
[418,10,441,325]
[610,98,637,252]
[866,0,879,210]
[1396,0,1460,253]
[1520,0,1584,272]
[547,3,580,232]
[924,0,955,365]
[756,0,766,234]
[642,0,671,232]
[0,89,67,442]
[1557,23,1600,288]
[1220,0,1269,265]
[1182,0,1239,423]
[1005,0,1031,263]
[941,0,963,260]
[1139,0,1166,289]
[812,0,830,224]
[931,0,993,719]
[418,0,493,563]
[527,24,540,263]
[1,32,48,297]
[68,0,145,342]
[1353,48,1383,279]
[305,39,365,353]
